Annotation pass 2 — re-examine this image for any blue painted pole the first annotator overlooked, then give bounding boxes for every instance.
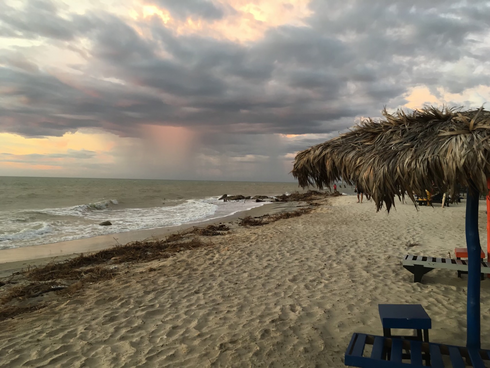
[466,185,481,349]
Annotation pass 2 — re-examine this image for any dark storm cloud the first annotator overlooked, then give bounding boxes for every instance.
[90,14,155,64]
[286,70,341,91]
[0,64,175,137]
[1,0,490,142]
[0,52,39,73]
[0,0,94,40]
[128,59,227,97]
[255,26,352,68]
[151,26,275,81]
[313,0,488,66]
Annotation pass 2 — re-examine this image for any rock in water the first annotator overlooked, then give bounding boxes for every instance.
[227,195,249,201]
[99,221,112,226]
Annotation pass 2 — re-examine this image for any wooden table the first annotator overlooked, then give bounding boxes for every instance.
[378,304,431,364]
[378,304,431,342]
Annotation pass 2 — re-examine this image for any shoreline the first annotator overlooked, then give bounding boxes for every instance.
[0,200,306,277]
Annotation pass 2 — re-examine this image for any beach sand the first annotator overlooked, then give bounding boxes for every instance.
[1,195,490,367]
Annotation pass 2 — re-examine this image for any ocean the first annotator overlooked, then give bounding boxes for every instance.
[0,177,312,250]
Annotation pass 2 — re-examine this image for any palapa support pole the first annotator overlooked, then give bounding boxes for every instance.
[466,184,481,349]
[487,178,490,263]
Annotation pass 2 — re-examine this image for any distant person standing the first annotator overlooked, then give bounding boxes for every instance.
[333,184,337,191]
[356,184,364,203]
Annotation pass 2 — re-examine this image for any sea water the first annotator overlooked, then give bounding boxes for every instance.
[0,177,307,250]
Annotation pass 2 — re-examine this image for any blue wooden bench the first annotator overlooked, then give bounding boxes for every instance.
[345,333,490,367]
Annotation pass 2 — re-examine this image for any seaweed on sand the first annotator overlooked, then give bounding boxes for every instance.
[238,208,313,227]
[0,281,67,304]
[190,224,230,236]
[238,216,264,227]
[25,265,118,283]
[0,305,47,321]
[24,237,211,282]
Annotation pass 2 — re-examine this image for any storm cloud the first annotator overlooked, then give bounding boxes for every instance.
[1,0,489,180]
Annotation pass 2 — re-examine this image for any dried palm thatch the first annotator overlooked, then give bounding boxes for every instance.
[292,106,490,211]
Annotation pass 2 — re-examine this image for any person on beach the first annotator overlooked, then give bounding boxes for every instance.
[356,184,364,203]
[333,184,337,191]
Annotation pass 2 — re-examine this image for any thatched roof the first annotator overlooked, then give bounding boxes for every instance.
[292,106,490,211]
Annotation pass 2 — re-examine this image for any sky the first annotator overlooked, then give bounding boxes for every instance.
[1,0,490,182]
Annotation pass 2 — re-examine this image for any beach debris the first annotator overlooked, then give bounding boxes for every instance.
[99,221,112,226]
[166,232,186,242]
[0,305,47,321]
[190,224,230,236]
[109,256,121,264]
[0,282,68,304]
[308,202,322,206]
[239,208,313,227]
[238,216,264,226]
[25,265,118,283]
[24,239,211,281]
[405,241,421,248]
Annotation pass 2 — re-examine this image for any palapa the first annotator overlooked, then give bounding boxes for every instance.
[292,106,490,211]
[292,105,490,349]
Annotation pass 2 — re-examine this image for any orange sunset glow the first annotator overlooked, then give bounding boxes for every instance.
[0,131,114,156]
[141,5,171,23]
[129,0,312,42]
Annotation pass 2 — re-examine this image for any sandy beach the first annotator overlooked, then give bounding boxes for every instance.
[1,195,490,367]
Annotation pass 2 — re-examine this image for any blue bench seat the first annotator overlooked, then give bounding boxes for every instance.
[345,333,490,368]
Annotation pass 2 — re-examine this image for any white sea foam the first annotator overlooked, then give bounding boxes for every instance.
[0,222,53,246]
[205,197,270,221]
[39,199,119,217]
[0,197,267,249]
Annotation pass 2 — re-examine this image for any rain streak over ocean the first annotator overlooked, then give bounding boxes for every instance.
[0,177,313,250]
